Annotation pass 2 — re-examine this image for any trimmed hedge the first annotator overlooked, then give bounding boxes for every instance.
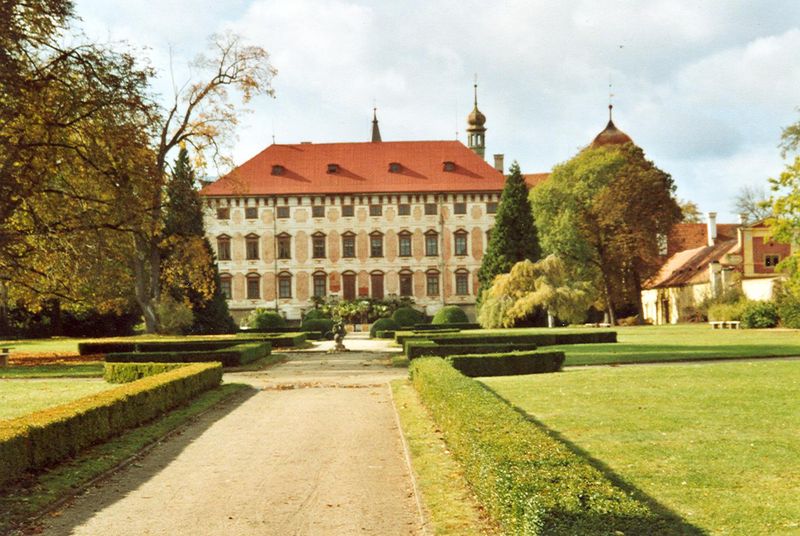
[413,322,481,330]
[106,342,270,367]
[409,358,672,534]
[394,329,461,345]
[236,332,307,347]
[405,340,540,359]
[78,337,275,356]
[301,318,334,336]
[392,307,426,327]
[447,351,565,377]
[397,330,617,348]
[370,317,399,338]
[432,305,469,324]
[374,330,396,339]
[104,362,187,383]
[0,362,222,487]
[78,341,137,355]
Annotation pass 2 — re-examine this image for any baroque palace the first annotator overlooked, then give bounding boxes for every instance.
[200,88,507,321]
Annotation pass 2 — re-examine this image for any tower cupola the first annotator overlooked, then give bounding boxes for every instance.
[591,104,633,147]
[466,82,486,159]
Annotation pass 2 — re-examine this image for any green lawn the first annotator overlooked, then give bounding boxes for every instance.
[483,360,800,535]
[0,363,104,379]
[0,378,114,420]
[0,333,241,356]
[556,324,800,365]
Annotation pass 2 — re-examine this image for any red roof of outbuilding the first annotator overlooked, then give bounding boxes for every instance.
[666,223,739,257]
[199,140,505,197]
[523,173,549,189]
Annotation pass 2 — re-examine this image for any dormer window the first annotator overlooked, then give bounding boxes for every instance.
[389,162,401,173]
[327,163,339,173]
[443,161,455,172]
[271,165,284,175]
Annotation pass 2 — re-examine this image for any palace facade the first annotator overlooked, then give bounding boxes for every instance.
[199,94,506,321]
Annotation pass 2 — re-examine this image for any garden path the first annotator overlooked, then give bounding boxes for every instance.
[37,335,423,536]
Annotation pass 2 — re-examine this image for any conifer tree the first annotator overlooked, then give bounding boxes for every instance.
[477,161,541,300]
[162,148,236,333]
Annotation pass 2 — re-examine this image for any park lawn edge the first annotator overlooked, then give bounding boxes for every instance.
[391,380,498,536]
[0,362,104,379]
[0,383,251,535]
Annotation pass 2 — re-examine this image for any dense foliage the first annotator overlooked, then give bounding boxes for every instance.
[391,306,425,327]
[432,306,469,325]
[370,317,400,338]
[740,301,779,328]
[446,350,565,377]
[246,309,286,330]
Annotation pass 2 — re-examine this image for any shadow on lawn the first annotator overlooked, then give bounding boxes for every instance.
[487,385,709,536]
[6,384,259,536]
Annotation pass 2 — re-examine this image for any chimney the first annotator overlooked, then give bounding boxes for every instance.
[493,154,504,173]
[707,212,717,246]
[739,213,748,225]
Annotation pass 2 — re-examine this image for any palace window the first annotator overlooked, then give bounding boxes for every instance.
[278,272,292,299]
[220,274,232,300]
[425,231,438,256]
[245,234,260,260]
[371,272,384,300]
[277,234,291,260]
[765,254,780,268]
[312,233,326,259]
[342,272,356,300]
[245,206,258,219]
[246,274,260,300]
[312,205,325,218]
[398,232,412,257]
[277,206,290,219]
[455,270,469,295]
[486,202,498,214]
[454,230,468,256]
[424,203,437,215]
[216,235,231,261]
[216,206,230,219]
[369,204,382,217]
[399,272,413,297]
[398,203,411,216]
[453,202,466,215]
[426,271,440,296]
[313,272,327,298]
[370,233,384,258]
[342,205,354,217]
[342,233,356,258]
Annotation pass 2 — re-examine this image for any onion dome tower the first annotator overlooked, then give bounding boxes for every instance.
[591,104,633,147]
[466,82,486,159]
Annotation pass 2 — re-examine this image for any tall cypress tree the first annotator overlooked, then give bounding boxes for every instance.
[477,161,540,300]
[163,148,237,333]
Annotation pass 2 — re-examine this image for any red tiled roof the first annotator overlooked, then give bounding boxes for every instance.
[645,239,737,289]
[523,173,549,189]
[666,223,739,257]
[199,140,505,197]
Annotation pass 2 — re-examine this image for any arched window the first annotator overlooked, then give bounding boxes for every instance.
[246,273,260,300]
[245,233,260,260]
[399,269,413,297]
[426,269,440,296]
[370,270,385,299]
[342,271,357,300]
[455,269,470,296]
[312,271,327,298]
[219,273,232,300]
[453,229,468,257]
[424,230,439,256]
[216,235,231,261]
[312,232,326,259]
[341,231,356,258]
[398,230,412,257]
[277,232,291,260]
[369,231,384,258]
[277,271,292,299]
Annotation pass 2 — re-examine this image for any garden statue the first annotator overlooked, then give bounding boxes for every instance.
[331,318,348,352]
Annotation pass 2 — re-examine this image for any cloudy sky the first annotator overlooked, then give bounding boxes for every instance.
[75,0,800,221]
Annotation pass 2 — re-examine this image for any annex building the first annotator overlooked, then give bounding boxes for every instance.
[199,91,508,321]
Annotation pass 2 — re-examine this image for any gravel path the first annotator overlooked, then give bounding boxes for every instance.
[37,338,423,536]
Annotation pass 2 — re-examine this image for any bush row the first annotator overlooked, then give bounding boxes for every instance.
[447,351,565,377]
[405,340,540,359]
[412,322,481,330]
[105,342,270,367]
[103,362,187,383]
[374,330,396,339]
[409,358,672,534]
[237,332,307,347]
[399,330,616,348]
[0,363,222,487]
[394,329,461,345]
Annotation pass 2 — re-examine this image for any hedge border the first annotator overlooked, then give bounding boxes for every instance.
[409,358,674,534]
[105,342,270,367]
[0,362,222,487]
[446,351,565,377]
[405,341,540,359]
[103,362,187,383]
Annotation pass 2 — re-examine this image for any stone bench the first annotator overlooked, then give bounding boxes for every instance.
[710,321,740,330]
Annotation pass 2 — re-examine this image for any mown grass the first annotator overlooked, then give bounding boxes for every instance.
[483,360,800,535]
[391,380,496,536]
[0,363,104,379]
[0,383,250,535]
[0,333,244,356]
[0,378,113,420]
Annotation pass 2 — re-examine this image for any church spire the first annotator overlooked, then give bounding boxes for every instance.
[371,107,382,142]
[466,77,486,159]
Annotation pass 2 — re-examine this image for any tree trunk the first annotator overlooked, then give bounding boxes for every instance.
[601,273,617,325]
[632,271,646,325]
[133,234,161,333]
[0,280,8,336]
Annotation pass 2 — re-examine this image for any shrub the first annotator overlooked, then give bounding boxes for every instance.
[246,309,286,330]
[236,332,307,347]
[405,341,540,359]
[104,362,187,383]
[0,362,221,487]
[105,342,270,367]
[409,358,670,534]
[432,305,469,325]
[155,296,194,335]
[392,307,425,328]
[740,301,779,328]
[413,322,480,330]
[303,308,329,321]
[374,330,396,339]
[301,318,334,335]
[398,330,617,349]
[776,288,800,329]
[447,351,565,377]
[707,301,747,321]
[370,317,399,338]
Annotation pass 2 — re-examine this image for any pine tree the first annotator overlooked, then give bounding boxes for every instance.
[162,148,236,334]
[477,161,541,299]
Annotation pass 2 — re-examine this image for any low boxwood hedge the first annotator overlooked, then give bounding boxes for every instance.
[105,342,270,367]
[0,362,222,487]
[236,332,307,347]
[409,358,672,534]
[370,317,399,338]
[103,362,187,383]
[397,330,617,348]
[405,340,540,359]
[374,330,396,339]
[447,351,565,377]
[413,322,481,330]
[79,338,269,356]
